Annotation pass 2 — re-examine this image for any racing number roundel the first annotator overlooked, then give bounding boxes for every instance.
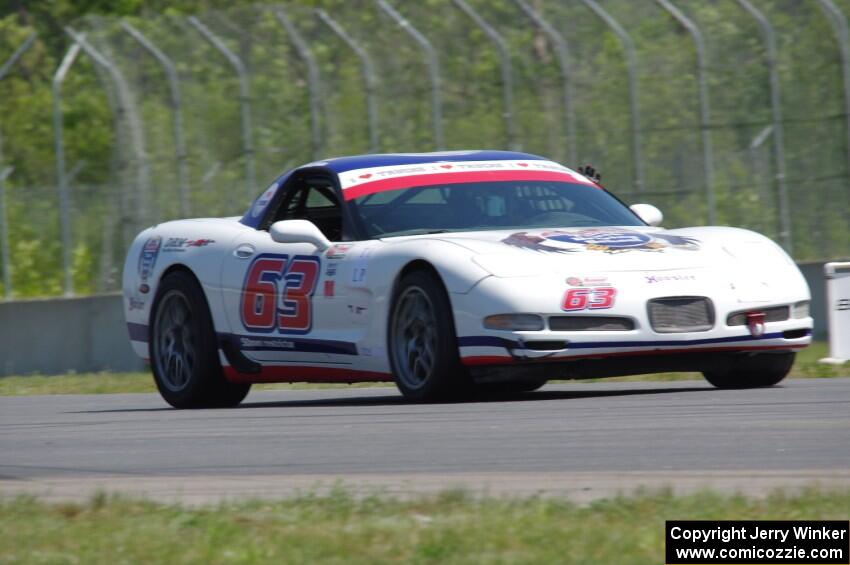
[240,253,320,334]
[562,287,617,311]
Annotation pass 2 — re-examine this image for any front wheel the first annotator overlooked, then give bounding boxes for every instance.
[150,271,251,408]
[388,269,470,401]
[702,352,795,389]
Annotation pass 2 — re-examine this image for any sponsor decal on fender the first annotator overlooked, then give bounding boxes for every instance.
[162,237,215,252]
[566,275,610,287]
[240,336,295,349]
[138,236,162,282]
[645,274,697,284]
[504,228,700,254]
[326,244,353,260]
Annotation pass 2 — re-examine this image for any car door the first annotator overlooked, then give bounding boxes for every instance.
[219,174,352,368]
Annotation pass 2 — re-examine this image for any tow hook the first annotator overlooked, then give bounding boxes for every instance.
[746,311,766,337]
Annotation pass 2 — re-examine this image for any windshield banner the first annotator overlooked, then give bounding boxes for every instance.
[338,160,597,200]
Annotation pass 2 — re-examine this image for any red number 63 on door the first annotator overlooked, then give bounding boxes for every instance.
[240,253,320,334]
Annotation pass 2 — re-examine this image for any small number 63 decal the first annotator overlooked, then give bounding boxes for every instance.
[562,287,617,311]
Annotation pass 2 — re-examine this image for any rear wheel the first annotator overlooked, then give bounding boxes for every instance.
[150,271,250,408]
[702,352,795,389]
[388,269,470,401]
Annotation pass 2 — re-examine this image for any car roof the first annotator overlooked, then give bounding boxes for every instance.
[304,150,548,174]
[241,150,552,228]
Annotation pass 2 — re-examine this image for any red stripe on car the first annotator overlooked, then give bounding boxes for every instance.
[342,169,595,200]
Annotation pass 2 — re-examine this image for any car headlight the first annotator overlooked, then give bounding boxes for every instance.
[483,314,545,331]
[792,301,810,319]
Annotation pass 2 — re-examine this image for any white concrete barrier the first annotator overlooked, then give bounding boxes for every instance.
[0,293,144,376]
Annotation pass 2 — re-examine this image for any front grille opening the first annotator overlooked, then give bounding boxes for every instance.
[727,305,790,326]
[648,296,714,333]
[523,340,569,351]
[549,316,635,331]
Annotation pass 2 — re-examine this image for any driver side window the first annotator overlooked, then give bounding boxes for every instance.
[269,175,343,241]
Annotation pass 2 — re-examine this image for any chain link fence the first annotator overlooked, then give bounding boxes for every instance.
[0,0,849,298]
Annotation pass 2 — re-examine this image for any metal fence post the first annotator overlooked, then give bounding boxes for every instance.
[187,16,256,200]
[52,40,82,296]
[65,28,153,228]
[655,0,716,224]
[817,1,850,198]
[736,0,791,253]
[121,21,191,218]
[0,32,37,298]
[376,0,443,150]
[513,0,576,164]
[273,8,323,160]
[315,9,380,153]
[452,0,516,150]
[0,33,36,78]
[580,0,644,194]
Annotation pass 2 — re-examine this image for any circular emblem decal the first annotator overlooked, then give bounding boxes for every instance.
[544,229,652,249]
[138,235,162,282]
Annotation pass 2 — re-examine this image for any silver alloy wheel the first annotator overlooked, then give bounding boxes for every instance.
[390,286,438,390]
[153,290,196,392]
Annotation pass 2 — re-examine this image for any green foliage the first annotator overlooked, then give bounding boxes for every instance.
[1,488,849,563]
[0,1,849,298]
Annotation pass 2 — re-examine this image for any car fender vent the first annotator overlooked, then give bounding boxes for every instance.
[549,316,635,331]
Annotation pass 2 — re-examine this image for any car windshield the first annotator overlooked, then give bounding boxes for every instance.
[348,181,644,238]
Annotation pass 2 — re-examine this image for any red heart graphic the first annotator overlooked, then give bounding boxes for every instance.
[359,173,372,179]
[518,162,529,167]
[440,164,453,169]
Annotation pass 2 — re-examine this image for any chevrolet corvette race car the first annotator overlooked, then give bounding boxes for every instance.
[123,151,812,408]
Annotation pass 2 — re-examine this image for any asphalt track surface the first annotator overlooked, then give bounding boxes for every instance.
[2,379,849,503]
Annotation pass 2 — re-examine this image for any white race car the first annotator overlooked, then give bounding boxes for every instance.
[123,151,812,407]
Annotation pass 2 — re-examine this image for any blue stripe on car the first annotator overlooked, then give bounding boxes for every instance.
[127,323,358,356]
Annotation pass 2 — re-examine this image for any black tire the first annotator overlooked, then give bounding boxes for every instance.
[387,269,471,401]
[702,352,795,389]
[149,270,251,408]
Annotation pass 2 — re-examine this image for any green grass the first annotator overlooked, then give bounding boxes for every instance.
[0,342,844,397]
[1,488,848,564]
[0,373,390,396]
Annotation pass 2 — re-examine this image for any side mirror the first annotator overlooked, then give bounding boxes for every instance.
[630,203,663,227]
[270,220,331,251]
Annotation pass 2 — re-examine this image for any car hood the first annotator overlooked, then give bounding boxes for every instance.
[416,227,711,272]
